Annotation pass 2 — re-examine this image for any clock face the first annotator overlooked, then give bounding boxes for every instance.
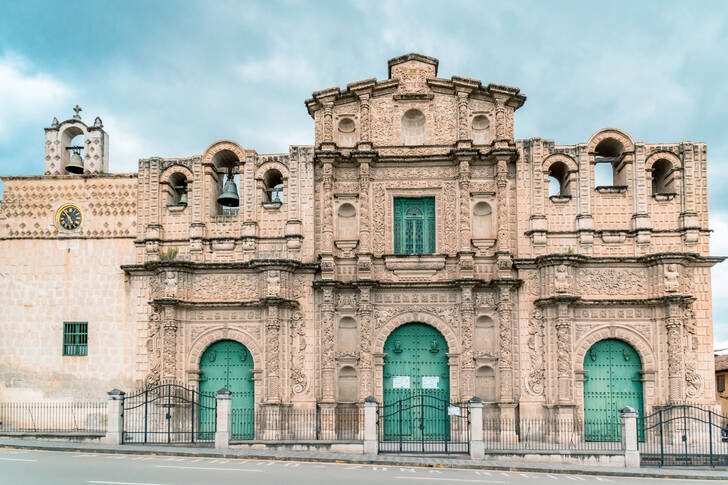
[56,204,83,230]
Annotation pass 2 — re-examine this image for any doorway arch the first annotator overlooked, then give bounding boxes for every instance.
[199,340,255,438]
[583,339,643,440]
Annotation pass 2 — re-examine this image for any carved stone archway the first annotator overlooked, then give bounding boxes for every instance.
[187,326,264,403]
[573,324,657,415]
[371,311,462,402]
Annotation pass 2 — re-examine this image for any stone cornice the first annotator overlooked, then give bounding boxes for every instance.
[514,252,724,268]
[312,277,521,290]
[0,173,137,181]
[150,297,300,308]
[122,259,318,275]
[535,295,696,307]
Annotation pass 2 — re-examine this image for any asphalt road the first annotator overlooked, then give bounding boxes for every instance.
[0,448,718,485]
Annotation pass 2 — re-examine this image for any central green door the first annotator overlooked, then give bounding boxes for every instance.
[583,339,643,441]
[199,340,255,439]
[383,323,449,440]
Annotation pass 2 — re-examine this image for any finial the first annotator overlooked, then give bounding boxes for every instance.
[93,116,103,128]
[73,105,82,120]
[51,117,60,129]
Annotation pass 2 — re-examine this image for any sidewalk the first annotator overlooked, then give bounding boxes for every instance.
[3,438,728,480]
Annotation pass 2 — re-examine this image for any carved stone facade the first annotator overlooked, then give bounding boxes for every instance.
[0,54,721,421]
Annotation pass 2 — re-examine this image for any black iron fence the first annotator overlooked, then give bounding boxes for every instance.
[640,404,728,467]
[0,401,107,433]
[482,419,623,451]
[378,396,470,454]
[231,405,364,441]
[122,383,216,444]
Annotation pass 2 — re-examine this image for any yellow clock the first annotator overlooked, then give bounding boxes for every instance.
[56,204,83,230]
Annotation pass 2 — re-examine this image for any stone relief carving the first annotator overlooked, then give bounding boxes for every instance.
[554,264,569,294]
[145,306,162,386]
[475,291,497,308]
[556,322,571,378]
[664,265,679,293]
[164,271,178,298]
[579,269,646,296]
[526,309,545,395]
[684,308,698,352]
[373,305,458,332]
[289,311,308,395]
[191,274,257,301]
[685,361,703,398]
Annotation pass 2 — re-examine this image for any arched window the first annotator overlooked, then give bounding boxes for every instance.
[337,203,357,240]
[167,172,189,206]
[651,159,674,195]
[471,115,491,145]
[548,162,570,197]
[338,366,358,403]
[212,149,241,213]
[337,317,357,354]
[402,109,425,145]
[475,366,496,402]
[474,316,495,355]
[263,169,284,204]
[338,118,356,147]
[594,138,626,187]
[60,126,85,174]
[472,202,493,239]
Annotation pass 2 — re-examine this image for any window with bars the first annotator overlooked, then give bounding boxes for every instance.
[393,197,435,254]
[718,374,725,393]
[63,322,88,356]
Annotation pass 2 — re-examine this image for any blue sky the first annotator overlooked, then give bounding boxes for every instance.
[1,1,727,344]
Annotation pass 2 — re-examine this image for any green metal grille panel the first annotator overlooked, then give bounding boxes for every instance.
[394,197,435,254]
[382,323,449,439]
[62,322,87,356]
[199,340,255,438]
[583,339,644,441]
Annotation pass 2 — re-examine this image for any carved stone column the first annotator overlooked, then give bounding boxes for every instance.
[161,305,178,380]
[497,286,513,403]
[358,160,371,254]
[495,99,506,140]
[665,303,684,403]
[555,305,573,404]
[323,102,334,144]
[495,157,512,275]
[321,158,335,279]
[457,91,469,141]
[265,305,281,403]
[321,286,336,403]
[358,286,374,399]
[359,93,371,144]
[460,284,475,399]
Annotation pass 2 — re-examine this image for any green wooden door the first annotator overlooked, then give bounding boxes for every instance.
[199,340,255,439]
[383,323,449,439]
[583,339,643,441]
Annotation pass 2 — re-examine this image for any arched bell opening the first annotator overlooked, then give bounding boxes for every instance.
[165,172,189,206]
[651,159,675,196]
[582,339,644,442]
[198,340,255,439]
[212,149,241,212]
[263,169,284,204]
[61,126,85,174]
[593,138,626,187]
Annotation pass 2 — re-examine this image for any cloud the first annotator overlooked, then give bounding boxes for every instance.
[0,52,72,139]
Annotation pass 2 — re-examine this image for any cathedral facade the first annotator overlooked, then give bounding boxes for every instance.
[0,54,720,424]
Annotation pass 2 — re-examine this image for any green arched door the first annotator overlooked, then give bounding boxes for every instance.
[583,339,643,441]
[199,340,254,439]
[383,323,449,439]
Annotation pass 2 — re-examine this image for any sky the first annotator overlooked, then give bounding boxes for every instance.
[1,0,727,344]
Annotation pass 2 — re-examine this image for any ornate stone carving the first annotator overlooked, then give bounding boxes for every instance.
[554,264,569,294]
[475,291,496,308]
[289,311,308,395]
[265,307,281,401]
[145,306,162,386]
[526,309,545,396]
[191,274,257,302]
[164,271,178,298]
[556,322,571,378]
[579,269,646,296]
[685,361,703,399]
[664,264,679,293]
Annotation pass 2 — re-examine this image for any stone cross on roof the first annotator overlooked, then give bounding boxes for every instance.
[73,105,82,120]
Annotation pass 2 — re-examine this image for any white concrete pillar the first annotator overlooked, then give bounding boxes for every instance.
[363,396,378,455]
[105,389,125,445]
[215,389,232,449]
[620,406,640,468]
[469,397,484,459]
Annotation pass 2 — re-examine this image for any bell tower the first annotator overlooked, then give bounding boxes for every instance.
[44,105,109,175]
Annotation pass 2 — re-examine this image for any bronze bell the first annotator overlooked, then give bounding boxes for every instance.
[66,149,84,174]
[217,167,239,207]
[174,184,188,205]
[178,190,188,205]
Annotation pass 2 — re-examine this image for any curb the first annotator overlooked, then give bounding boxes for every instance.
[2,442,728,480]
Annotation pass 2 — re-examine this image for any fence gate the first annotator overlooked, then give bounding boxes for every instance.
[122,382,216,444]
[640,404,728,466]
[378,394,469,454]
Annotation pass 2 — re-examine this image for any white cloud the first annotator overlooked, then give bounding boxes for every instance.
[236,55,321,88]
[0,53,72,139]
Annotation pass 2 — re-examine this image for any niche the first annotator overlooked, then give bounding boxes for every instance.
[475,366,496,402]
[338,366,358,403]
[402,109,425,145]
[338,117,356,148]
[471,115,491,145]
[474,316,495,355]
[337,203,357,240]
[472,202,493,239]
[337,317,357,354]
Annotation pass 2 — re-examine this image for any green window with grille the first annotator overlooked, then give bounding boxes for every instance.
[394,197,435,254]
[63,322,88,356]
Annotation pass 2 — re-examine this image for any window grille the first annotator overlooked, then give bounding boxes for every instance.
[63,322,88,356]
[394,197,435,254]
[718,374,725,393]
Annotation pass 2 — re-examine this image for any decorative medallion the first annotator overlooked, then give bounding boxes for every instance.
[55,203,83,230]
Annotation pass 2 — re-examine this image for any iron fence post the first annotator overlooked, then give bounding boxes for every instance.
[709,410,713,467]
[104,389,125,445]
[659,409,664,466]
